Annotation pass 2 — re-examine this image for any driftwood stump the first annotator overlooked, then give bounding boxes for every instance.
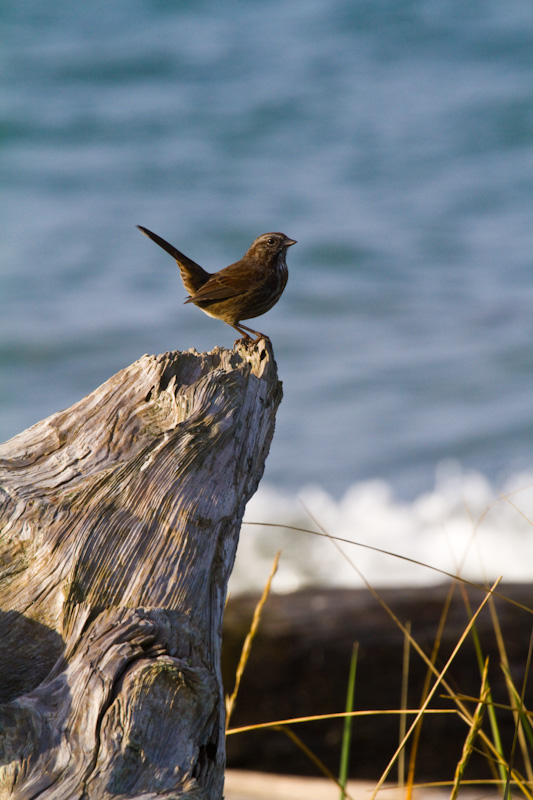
[0,341,282,799]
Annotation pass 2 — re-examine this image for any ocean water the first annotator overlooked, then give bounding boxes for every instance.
[2,0,533,591]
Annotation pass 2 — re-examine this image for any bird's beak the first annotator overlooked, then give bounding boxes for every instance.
[284,238,297,247]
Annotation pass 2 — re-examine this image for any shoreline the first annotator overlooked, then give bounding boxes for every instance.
[224,770,502,800]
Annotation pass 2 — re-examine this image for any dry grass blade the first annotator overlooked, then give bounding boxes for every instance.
[297,504,513,795]
[459,582,506,786]
[490,596,533,784]
[226,707,455,736]
[449,657,490,800]
[225,550,280,730]
[274,725,356,800]
[235,507,533,797]
[243,521,533,615]
[503,628,533,800]
[292,507,533,797]
[500,663,533,751]
[406,582,457,799]
[370,577,500,800]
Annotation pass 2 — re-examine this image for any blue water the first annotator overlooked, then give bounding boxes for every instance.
[3,1,533,587]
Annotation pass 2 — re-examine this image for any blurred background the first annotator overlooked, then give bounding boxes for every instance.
[3,0,533,592]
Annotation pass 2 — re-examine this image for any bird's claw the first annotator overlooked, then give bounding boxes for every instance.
[233,334,271,349]
[233,335,254,348]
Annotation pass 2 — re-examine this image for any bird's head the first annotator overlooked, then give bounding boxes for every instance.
[247,232,297,264]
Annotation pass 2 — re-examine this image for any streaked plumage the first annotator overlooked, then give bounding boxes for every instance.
[138,226,296,342]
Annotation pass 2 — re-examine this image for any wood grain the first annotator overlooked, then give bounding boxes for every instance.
[0,340,281,799]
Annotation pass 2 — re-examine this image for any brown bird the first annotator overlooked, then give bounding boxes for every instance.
[137,225,296,342]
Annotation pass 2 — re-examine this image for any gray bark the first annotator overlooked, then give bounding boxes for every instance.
[0,341,282,799]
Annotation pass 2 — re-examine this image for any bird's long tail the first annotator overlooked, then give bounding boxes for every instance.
[137,225,211,294]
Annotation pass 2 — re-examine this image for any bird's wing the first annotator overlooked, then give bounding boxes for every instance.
[185,266,262,304]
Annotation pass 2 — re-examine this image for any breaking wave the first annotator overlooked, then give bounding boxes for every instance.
[231,462,533,594]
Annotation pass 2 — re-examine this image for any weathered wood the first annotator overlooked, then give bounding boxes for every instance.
[0,341,282,799]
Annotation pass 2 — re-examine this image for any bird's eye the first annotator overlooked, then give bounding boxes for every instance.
[267,237,275,245]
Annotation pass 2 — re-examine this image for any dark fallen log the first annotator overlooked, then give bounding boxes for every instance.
[223,583,533,782]
[0,341,282,799]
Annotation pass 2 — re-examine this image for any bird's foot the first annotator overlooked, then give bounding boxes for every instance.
[233,334,271,349]
[254,334,271,346]
[233,335,253,347]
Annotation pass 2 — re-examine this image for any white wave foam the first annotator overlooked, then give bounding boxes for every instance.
[230,462,533,595]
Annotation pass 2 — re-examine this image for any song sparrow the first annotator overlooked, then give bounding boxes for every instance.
[137,226,296,342]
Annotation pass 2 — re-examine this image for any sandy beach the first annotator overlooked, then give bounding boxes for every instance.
[224,771,502,800]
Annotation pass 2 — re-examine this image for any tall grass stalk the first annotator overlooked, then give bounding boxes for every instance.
[459,583,506,789]
[234,517,533,797]
[296,510,529,793]
[398,621,411,788]
[225,550,280,730]
[406,582,457,800]
[370,578,500,800]
[243,520,533,616]
[339,642,358,800]
[503,629,533,800]
[450,657,490,800]
[490,597,533,784]
[274,725,356,800]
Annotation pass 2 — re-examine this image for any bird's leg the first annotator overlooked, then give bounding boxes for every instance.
[230,323,270,348]
[237,323,268,341]
[230,323,254,347]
